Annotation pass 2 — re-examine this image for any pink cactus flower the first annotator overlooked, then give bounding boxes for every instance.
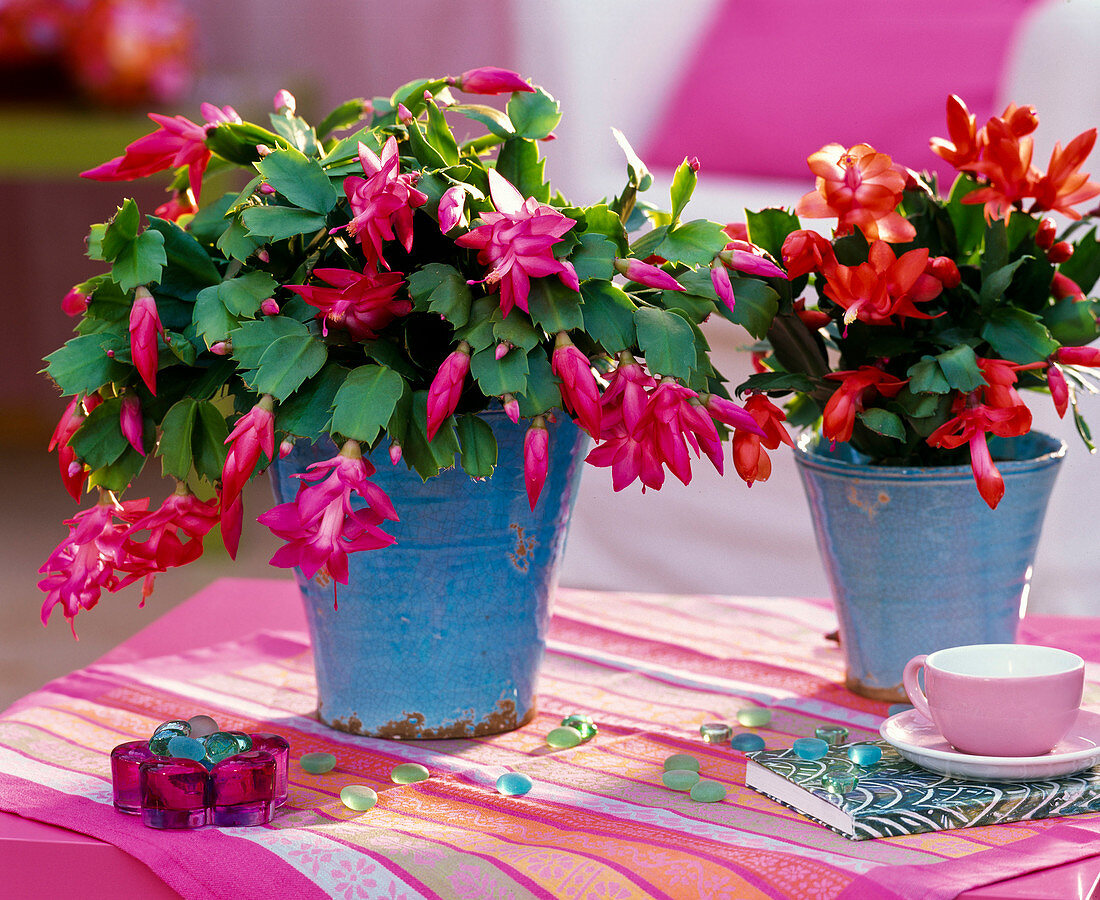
[701,393,767,437]
[426,342,472,441]
[49,394,100,502]
[62,286,89,317]
[438,185,468,233]
[120,394,145,456]
[219,490,244,560]
[279,440,295,459]
[1047,364,1069,418]
[81,103,239,200]
[598,352,657,436]
[494,342,512,361]
[551,334,601,437]
[613,258,683,291]
[455,169,579,317]
[273,89,296,114]
[38,493,150,636]
[388,442,402,465]
[333,137,428,270]
[502,394,520,424]
[129,287,164,396]
[710,262,736,312]
[258,441,398,589]
[1054,346,1100,366]
[524,417,550,509]
[454,66,534,95]
[153,191,196,221]
[733,394,794,487]
[285,268,409,340]
[260,297,280,316]
[221,396,276,507]
[720,243,788,280]
[210,341,230,355]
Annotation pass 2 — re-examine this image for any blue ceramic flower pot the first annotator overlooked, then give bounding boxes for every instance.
[794,432,1065,702]
[271,411,587,738]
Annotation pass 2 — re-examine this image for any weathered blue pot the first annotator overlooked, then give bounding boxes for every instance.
[794,432,1065,702]
[271,411,587,738]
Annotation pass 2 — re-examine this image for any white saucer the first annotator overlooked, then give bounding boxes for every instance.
[880,708,1100,782]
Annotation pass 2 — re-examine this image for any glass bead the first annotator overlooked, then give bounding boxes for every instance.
[699,722,733,743]
[111,741,155,814]
[663,753,700,773]
[736,707,772,728]
[689,779,727,803]
[848,744,883,767]
[152,719,191,739]
[792,738,829,760]
[139,758,209,829]
[166,736,207,762]
[814,726,849,746]
[340,785,378,811]
[210,750,276,826]
[661,769,700,792]
[888,703,913,717]
[300,752,337,775]
[730,733,766,753]
[546,726,583,749]
[560,714,598,742]
[390,763,430,784]
[202,732,242,765]
[495,772,534,796]
[148,733,175,757]
[186,715,219,738]
[250,733,290,806]
[227,731,253,753]
[822,769,858,795]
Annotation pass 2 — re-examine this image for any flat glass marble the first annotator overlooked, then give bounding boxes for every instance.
[546,726,583,749]
[736,707,772,728]
[300,752,337,775]
[814,726,849,746]
[153,720,190,738]
[340,785,379,811]
[848,744,883,767]
[661,769,700,792]
[186,715,219,738]
[730,733,766,753]
[792,738,829,760]
[166,736,207,762]
[391,763,430,784]
[663,754,700,773]
[700,723,733,743]
[202,732,242,765]
[689,779,727,803]
[822,769,858,794]
[495,773,534,796]
[560,714,597,742]
[227,731,253,753]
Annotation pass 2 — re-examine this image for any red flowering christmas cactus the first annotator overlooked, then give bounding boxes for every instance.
[741,95,1100,510]
[40,68,786,634]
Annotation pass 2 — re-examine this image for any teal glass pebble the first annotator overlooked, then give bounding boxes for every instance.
[148,733,176,757]
[300,752,337,775]
[663,753,700,773]
[560,714,598,742]
[730,733,766,753]
[815,726,849,746]
[736,707,772,728]
[202,732,241,764]
[495,772,534,796]
[153,719,191,738]
[391,763,430,784]
[699,722,733,743]
[227,731,253,752]
[661,769,700,792]
[186,715,219,738]
[546,726,583,749]
[165,735,207,762]
[848,744,883,767]
[822,769,859,794]
[689,779,727,803]
[340,785,378,811]
[792,738,830,760]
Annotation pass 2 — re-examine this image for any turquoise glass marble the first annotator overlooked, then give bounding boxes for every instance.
[661,770,700,792]
[166,736,206,762]
[495,773,534,796]
[560,714,597,741]
[340,785,378,811]
[662,754,700,773]
[730,733,766,753]
[815,726,849,746]
[300,752,337,775]
[546,726,583,749]
[689,780,727,803]
[153,720,190,738]
[792,738,829,760]
[822,769,858,794]
[699,723,733,743]
[736,707,772,727]
[202,732,241,765]
[848,744,883,767]
[227,731,253,752]
[391,763,430,784]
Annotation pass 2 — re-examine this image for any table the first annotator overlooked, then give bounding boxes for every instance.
[2,579,1099,900]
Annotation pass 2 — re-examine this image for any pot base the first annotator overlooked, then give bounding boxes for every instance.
[318,699,537,740]
[845,673,908,704]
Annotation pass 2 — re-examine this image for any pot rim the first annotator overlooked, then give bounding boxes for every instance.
[793,431,1066,482]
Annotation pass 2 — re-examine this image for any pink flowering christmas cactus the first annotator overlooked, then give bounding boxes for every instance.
[41,71,788,632]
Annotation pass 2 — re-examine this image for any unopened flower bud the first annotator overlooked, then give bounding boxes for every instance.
[255,249,270,263]
[106,349,115,358]
[1036,217,1058,250]
[389,442,402,465]
[928,256,961,289]
[210,341,230,356]
[256,144,273,158]
[273,89,296,115]
[260,298,280,316]
[62,287,88,316]
[687,156,701,172]
[541,132,557,142]
[502,393,520,424]
[494,342,512,361]
[397,103,414,124]
[259,182,276,194]
[1048,242,1073,264]
[278,440,294,459]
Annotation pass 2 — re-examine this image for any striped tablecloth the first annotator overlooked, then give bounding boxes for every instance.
[2,581,1100,900]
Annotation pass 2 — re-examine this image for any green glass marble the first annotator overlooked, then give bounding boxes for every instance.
[152,720,190,739]
[391,763,430,784]
[822,769,858,794]
[661,769,700,792]
[227,731,253,752]
[202,732,241,764]
[546,726,583,749]
[662,753,700,773]
[815,726,849,746]
[340,785,378,811]
[699,722,733,743]
[148,733,176,757]
[689,779,727,803]
[560,714,598,741]
[736,707,772,728]
[495,772,534,796]
[300,752,337,775]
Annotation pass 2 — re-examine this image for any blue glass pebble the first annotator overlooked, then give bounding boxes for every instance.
[730,733,766,752]
[495,773,534,796]
[166,736,207,762]
[792,738,829,760]
[848,744,883,767]
[814,726,849,746]
[888,703,913,717]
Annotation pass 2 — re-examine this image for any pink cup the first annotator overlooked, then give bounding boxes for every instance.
[903,644,1084,757]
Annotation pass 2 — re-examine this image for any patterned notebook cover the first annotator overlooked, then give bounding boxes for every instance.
[745,742,1100,840]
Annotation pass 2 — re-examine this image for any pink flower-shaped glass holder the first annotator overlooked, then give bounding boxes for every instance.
[139,757,209,829]
[210,750,276,826]
[250,733,290,806]
[110,740,155,814]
